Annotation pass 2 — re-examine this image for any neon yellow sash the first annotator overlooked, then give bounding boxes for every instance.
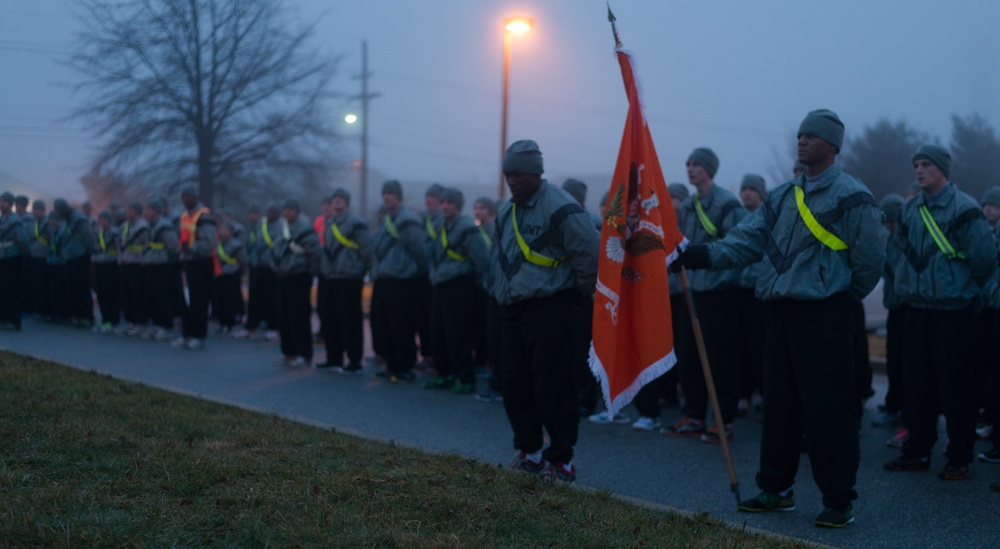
[98,230,117,255]
[217,242,238,265]
[694,198,718,238]
[260,218,274,248]
[34,220,48,246]
[331,222,360,250]
[425,214,437,239]
[795,186,847,251]
[384,215,400,239]
[440,225,466,262]
[511,204,564,268]
[918,205,965,260]
[478,225,493,249]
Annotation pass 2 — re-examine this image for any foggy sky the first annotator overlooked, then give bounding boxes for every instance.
[2,0,998,208]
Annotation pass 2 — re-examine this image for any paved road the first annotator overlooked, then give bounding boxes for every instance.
[3,319,999,548]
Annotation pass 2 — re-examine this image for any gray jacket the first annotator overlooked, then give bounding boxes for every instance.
[216,237,246,277]
[270,214,320,277]
[492,181,600,305]
[61,210,96,261]
[250,217,281,269]
[320,210,371,280]
[142,216,180,266]
[371,207,427,280]
[891,183,997,310]
[28,216,52,259]
[92,226,121,264]
[678,184,747,291]
[427,214,490,286]
[0,213,29,259]
[120,219,150,265]
[708,165,887,301]
[982,223,1000,310]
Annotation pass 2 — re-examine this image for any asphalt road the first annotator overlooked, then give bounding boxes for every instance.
[3,318,999,549]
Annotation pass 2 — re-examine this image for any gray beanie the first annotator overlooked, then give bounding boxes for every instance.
[502,140,544,175]
[283,198,301,212]
[332,187,351,205]
[425,184,445,199]
[687,147,719,178]
[15,195,28,207]
[440,187,464,211]
[180,186,197,198]
[98,210,112,220]
[475,196,497,216]
[880,193,905,222]
[981,187,1000,208]
[0,191,14,203]
[562,179,588,205]
[739,174,767,200]
[667,183,690,201]
[128,202,143,214]
[913,145,951,179]
[53,198,70,215]
[599,191,609,209]
[382,180,403,200]
[798,109,845,151]
[145,201,163,214]
[32,199,46,211]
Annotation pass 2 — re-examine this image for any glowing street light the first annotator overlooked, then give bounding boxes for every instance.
[499,16,533,199]
[344,113,358,124]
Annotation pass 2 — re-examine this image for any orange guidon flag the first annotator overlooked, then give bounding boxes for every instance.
[590,48,686,416]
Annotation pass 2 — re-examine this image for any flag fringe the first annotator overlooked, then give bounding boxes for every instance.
[588,344,677,417]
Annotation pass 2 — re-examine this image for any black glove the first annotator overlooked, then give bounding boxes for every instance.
[669,244,711,273]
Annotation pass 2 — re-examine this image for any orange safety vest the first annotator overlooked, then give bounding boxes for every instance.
[180,206,211,251]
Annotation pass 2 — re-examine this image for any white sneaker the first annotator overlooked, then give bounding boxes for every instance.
[588,410,631,425]
[264,330,278,341]
[185,338,204,350]
[114,323,133,336]
[170,337,188,348]
[631,417,662,431]
[230,326,248,339]
[125,324,143,337]
[153,328,172,342]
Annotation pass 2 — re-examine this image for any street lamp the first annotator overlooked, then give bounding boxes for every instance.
[499,16,533,200]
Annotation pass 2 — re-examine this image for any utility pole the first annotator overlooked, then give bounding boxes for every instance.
[352,40,380,220]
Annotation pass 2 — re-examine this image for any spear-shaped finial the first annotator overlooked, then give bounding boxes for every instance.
[607,3,622,48]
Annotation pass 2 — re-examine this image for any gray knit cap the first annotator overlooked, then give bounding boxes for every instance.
[98,210,112,220]
[502,140,544,175]
[475,196,497,216]
[283,198,301,212]
[332,187,351,205]
[381,180,403,200]
[440,187,464,211]
[32,199,46,211]
[687,147,719,178]
[145,201,163,214]
[981,187,1000,208]
[798,109,845,151]
[425,184,445,199]
[912,145,952,179]
[180,186,197,198]
[14,195,28,207]
[667,183,690,201]
[0,191,14,203]
[740,174,767,200]
[562,179,588,205]
[880,193,905,222]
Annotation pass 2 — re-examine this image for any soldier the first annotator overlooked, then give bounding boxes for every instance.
[271,198,320,367]
[174,187,216,350]
[875,194,909,447]
[316,188,371,374]
[0,192,29,330]
[495,140,600,483]
[884,145,997,482]
[46,211,69,324]
[53,199,96,328]
[422,188,490,394]
[473,196,503,403]
[142,201,180,342]
[562,178,603,232]
[25,200,53,318]
[735,174,769,415]
[417,184,445,369]
[118,202,150,336]
[92,210,121,332]
[14,195,30,221]
[674,109,887,528]
[214,220,246,337]
[662,148,747,442]
[369,180,427,383]
[245,205,279,341]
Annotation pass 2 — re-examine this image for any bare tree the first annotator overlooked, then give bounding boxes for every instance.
[840,117,933,200]
[949,113,1000,201]
[67,0,343,208]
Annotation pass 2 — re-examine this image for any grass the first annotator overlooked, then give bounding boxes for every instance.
[0,351,806,548]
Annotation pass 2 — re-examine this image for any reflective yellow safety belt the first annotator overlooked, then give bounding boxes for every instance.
[384,215,400,239]
[249,230,256,244]
[425,214,437,239]
[478,225,493,249]
[440,225,466,262]
[795,186,848,251]
[260,218,274,248]
[99,230,117,255]
[511,204,565,268]
[331,222,360,250]
[34,220,48,246]
[694,198,718,238]
[918,205,966,260]
[216,242,238,265]
[148,241,165,250]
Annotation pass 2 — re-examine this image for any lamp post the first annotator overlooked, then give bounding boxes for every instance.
[499,16,533,200]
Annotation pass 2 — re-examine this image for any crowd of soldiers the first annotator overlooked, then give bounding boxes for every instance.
[3,108,1000,528]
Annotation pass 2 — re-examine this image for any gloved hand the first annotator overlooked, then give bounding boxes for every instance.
[289,242,305,255]
[669,244,711,273]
